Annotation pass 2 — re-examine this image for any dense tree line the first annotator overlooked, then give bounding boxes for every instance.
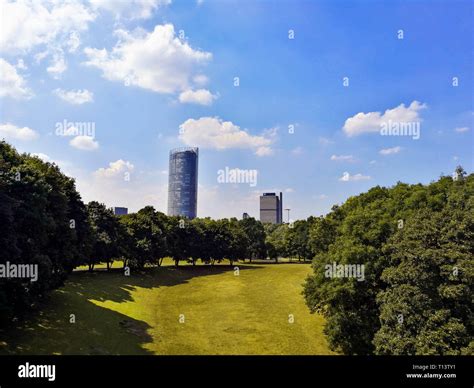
[303,167,473,355]
[0,141,91,320]
[2,141,472,355]
[0,142,268,320]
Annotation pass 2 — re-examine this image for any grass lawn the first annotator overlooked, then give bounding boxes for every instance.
[0,260,334,355]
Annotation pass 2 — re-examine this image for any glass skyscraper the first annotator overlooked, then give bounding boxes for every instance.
[167,147,199,219]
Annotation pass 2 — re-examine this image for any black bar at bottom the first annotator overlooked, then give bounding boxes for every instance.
[0,355,471,387]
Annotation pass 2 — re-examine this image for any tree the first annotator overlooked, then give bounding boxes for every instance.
[286,220,312,262]
[374,183,473,355]
[227,218,249,265]
[265,223,287,262]
[120,206,166,269]
[303,172,474,355]
[240,217,266,262]
[86,202,122,271]
[0,142,90,321]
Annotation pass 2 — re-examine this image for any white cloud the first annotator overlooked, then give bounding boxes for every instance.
[83,24,212,94]
[16,59,27,70]
[89,0,170,20]
[0,0,96,54]
[47,51,67,78]
[178,117,275,155]
[74,163,166,214]
[0,58,33,99]
[31,152,51,162]
[379,146,402,155]
[454,127,470,133]
[330,154,355,162]
[193,74,208,86]
[94,159,134,179]
[0,123,38,141]
[69,135,99,151]
[179,89,217,106]
[255,146,274,157]
[54,88,94,104]
[67,31,81,53]
[343,101,427,137]
[339,171,371,182]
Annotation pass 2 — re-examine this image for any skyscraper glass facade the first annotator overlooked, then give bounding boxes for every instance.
[167,147,199,219]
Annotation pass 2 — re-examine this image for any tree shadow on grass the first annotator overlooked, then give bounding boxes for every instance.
[67,263,262,304]
[0,264,262,355]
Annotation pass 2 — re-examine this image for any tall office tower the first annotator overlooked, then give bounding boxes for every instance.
[259,192,283,224]
[113,207,128,216]
[167,147,199,219]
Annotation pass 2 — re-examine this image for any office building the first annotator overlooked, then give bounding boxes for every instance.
[242,212,250,219]
[113,207,128,216]
[259,192,283,224]
[167,147,199,219]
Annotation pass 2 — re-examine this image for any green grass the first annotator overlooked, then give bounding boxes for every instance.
[0,261,334,355]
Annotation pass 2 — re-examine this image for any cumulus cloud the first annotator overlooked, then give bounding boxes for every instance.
[0,0,95,54]
[179,89,217,106]
[94,159,134,179]
[0,123,38,141]
[83,24,212,94]
[330,154,355,162]
[454,127,470,133]
[178,117,275,156]
[89,0,170,20]
[339,171,371,182]
[69,135,99,151]
[0,58,33,99]
[343,101,427,137]
[379,146,402,155]
[53,88,94,104]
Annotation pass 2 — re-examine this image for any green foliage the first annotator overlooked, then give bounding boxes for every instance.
[304,171,474,355]
[119,206,166,268]
[0,141,90,319]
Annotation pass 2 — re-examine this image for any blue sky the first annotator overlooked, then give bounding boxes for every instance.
[0,0,472,220]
